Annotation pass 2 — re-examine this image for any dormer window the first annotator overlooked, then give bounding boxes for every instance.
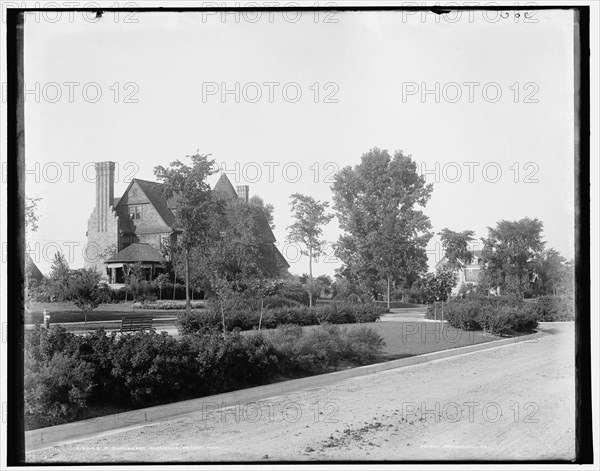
[129,205,142,220]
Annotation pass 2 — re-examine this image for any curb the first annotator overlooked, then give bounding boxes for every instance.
[25,330,543,452]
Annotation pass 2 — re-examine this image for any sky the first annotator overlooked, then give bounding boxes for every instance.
[21,7,577,278]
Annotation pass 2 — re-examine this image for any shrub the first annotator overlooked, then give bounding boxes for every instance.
[533,296,575,321]
[425,297,538,335]
[177,301,385,335]
[133,300,206,310]
[108,330,205,405]
[25,326,95,428]
[269,324,384,373]
[275,282,310,306]
[96,285,128,303]
[343,326,386,364]
[263,295,302,309]
[25,321,385,429]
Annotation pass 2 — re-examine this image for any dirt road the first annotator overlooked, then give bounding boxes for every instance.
[27,323,575,463]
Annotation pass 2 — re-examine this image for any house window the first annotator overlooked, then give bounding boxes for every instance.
[465,268,479,282]
[129,205,142,220]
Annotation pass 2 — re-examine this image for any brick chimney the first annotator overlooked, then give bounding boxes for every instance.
[95,161,115,232]
[236,185,249,203]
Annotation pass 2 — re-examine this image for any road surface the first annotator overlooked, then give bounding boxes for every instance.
[27,323,575,463]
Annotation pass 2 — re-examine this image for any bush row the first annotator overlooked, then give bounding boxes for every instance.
[132,300,206,310]
[532,296,575,321]
[25,324,384,429]
[177,301,387,334]
[425,297,539,335]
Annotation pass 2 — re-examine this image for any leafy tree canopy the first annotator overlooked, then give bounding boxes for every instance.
[331,148,434,302]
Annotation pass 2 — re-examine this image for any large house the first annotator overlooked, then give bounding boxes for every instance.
[435,250,484,295]
[84,161,289,285]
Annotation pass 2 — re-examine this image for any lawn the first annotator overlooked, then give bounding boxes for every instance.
[253,321,501,360]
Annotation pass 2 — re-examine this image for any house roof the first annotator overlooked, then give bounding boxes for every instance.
[110,171,287,269]
[118,175,238,229]
[435,250,483,269]
[214,173,238,197]
[130,179,177,227]
[25,254,44,281]
[105,243,164,263]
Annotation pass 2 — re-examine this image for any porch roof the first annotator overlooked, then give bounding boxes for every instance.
[105,243,164,264]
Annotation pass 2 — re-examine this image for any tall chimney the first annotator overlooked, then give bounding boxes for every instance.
[236,185,249,203]
[95,161,115,232]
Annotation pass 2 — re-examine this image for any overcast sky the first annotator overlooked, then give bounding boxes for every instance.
[22,8,576,277]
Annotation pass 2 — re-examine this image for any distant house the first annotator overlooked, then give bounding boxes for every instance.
[435,250,484,295]
[25,254,44,284]
[84,161,289,285]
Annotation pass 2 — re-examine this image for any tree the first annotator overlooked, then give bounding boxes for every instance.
[25,197,42,308]
[299,273,333,300]
[286,194,334,307]
[66,269,102,326]
[25,196,42,232]
[154,153,225,314]
[123,262,153,302]
[480,217,545,298]
[154,273,171,300]
[47,253,71,302]
[533,249,573,296]
[439,228,476,270]
[246,278,284,330]
[332,148,433,309]
[160,238,183,300]
[248,195,275,229]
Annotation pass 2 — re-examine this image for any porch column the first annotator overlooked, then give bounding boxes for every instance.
[111,267,117,284]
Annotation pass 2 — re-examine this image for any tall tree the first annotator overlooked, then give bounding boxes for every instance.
[480,217,545,297]
[331,148,434,309]
[154,153,224,314]
[47,253,71,302]
[201,196,281,301]
[248,195,275,229]
[534,248,573,296]
[439,228,476,270]
[286,194,334,307]
[25,196,42,232]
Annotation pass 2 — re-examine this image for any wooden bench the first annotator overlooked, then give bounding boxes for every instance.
[119,316,154,333]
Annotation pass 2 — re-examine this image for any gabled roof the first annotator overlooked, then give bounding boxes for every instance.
[435,250,483,269]
[116,179,179,228]
[25,254,44,281]
[117,176,237,229]
[131,179,177,227]
[214,173,238,197]
[105,243,164,263]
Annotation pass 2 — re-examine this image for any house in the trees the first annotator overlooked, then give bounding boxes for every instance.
[84,161,289,285]
[25,254,45,284]
[435,250,484,295]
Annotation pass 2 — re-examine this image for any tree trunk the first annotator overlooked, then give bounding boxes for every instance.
[221,299,226,334]
[259,298,264,330]
[387,276,391,310]
[173,271,177,301]
[185,249,191,315]
[309,247,313,308]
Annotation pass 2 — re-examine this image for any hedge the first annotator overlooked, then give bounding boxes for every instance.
[532,296,575,321]
[177,301,387,335]
[132,300,206,310]
[425,297,539,335]
[25,324,384,429]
